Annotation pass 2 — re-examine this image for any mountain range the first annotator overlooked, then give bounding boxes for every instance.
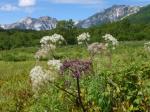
[0,16,57,31]
[0,5,142,30]
[77,5,140,28]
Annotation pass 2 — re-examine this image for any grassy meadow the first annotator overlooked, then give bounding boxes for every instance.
[0,41,150,112]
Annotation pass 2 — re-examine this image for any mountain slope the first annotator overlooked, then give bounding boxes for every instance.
[0,16,57,31]
[77,5,140,28]
[127,5,150,24]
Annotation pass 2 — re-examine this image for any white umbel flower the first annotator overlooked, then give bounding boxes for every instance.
[88,42,107,56]
[40,36,51,45]
[102,34,118,49]
[34,48,49,60]
[37,34,65,60]
[50,33,64,44]
[34,44,57,60]
[41,44,56,51]
[40,34,64,45]
[30,66,51,93]
[77,32,90,44]
[47,60,62,71]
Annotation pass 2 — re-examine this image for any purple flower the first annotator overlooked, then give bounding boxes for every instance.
[60,60,92,78]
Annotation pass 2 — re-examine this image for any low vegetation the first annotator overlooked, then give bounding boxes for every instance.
[0,40,150,111]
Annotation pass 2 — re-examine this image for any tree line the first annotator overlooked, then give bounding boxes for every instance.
[0,19,150,50]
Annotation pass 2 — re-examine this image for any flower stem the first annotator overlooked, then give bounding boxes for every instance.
[85,41,88,48]
[49,46,55,59]
[49,81,76,97]
[76,77,86,112]
[107,50,112,68]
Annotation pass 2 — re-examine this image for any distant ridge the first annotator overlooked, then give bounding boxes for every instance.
[0,16,57,31]
[77,5,140,28]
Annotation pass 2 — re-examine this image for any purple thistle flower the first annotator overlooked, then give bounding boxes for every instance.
[60,60,92,78]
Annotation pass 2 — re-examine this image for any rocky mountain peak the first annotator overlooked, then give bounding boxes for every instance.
[0,16,58,31]
[39,16,54,21]
[77,5,141,28]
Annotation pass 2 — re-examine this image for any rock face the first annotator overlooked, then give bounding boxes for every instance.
[77,5,140,28]
[0,16,57,31]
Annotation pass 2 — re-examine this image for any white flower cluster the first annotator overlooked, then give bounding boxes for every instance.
[31,34,65,94]
[34,48,50,60]
[40,34,64,45]
[40,36,50,45]
[102,34,118,49]
[88,42,107,56]
[47,60,62,71]
[77,32,90,45]
[30,66,52,93]
[144,42,150,52]
[35,34,64,60]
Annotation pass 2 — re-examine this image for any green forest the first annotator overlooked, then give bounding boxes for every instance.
[1,18,150,50]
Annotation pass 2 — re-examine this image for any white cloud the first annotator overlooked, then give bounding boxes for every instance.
[19,0,36,7]
[50,0,102,4]
[0,4,18,12]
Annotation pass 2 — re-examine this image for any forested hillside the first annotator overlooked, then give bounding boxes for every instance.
[127,5,150,24]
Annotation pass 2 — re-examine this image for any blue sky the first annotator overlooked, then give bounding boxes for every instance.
[0,0,150,24]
